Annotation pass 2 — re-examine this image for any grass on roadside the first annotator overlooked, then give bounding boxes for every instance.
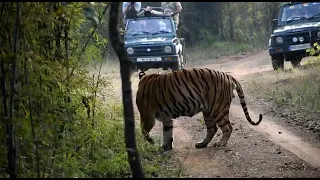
[247,60,320,112]
[186,40,266,66]
[245,58,320,133]
[99,100,187,178]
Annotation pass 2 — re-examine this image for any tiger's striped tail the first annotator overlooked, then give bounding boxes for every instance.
[233,77,263,126]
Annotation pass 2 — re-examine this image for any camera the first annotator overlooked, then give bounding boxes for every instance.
[144,10,152,17]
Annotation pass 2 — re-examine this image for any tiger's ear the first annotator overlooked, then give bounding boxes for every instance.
[139,71,146,80]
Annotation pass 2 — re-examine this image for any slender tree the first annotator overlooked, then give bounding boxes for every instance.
[108,2,144,178]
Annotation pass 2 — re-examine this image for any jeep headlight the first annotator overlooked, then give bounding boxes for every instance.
[299,37,304,42]
[276,37,283,44]
[164,46,172,53]
[317,31,320,38]
[126,47,134,55]
[292,37,298,43]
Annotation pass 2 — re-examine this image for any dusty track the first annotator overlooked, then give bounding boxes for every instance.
[150,50,320,177]
[102,50,320,177]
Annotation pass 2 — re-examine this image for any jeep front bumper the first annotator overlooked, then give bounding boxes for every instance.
[269,40,320,55]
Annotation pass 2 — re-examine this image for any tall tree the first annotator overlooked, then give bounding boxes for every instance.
[108,2,144,178]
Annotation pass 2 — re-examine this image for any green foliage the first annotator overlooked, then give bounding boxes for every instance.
[307,43,320,63]
[178,2,281,63]
[0,2,182,178]
[180,2,281,47]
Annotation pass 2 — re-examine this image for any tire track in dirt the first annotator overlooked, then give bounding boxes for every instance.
[230,104,320,169]
[169,109,320,178]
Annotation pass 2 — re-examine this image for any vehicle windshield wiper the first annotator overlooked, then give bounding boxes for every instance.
[286,16,307,23]
[152,30,171,35]
[308,13,320,20]
[132,31,151,36]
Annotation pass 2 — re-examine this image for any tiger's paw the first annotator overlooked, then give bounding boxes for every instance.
[161,137,173,151]
[195,142,208,148]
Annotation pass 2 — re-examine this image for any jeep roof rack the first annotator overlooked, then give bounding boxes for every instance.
[144,7,164,12]
[125,7,172,20]
[289,2,303,5]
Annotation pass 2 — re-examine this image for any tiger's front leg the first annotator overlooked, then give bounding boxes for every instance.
[162,119,174,150]
[141,113,156,144]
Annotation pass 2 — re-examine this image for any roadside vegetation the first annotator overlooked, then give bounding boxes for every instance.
[0,2,185,178]
[245,53,320,136]
[186,37,264,66]
[179,2,280,65]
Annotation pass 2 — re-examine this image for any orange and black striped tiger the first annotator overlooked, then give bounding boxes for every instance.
[136,68,263,150]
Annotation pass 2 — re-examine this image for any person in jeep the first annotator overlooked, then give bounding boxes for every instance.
[142,3,182,29]
[161,2,182,30]
[126,18,173,35]
[122,2,141,23]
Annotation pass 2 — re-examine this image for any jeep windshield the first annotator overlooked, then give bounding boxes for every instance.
[125,18,174,36]
[280,2,320,25]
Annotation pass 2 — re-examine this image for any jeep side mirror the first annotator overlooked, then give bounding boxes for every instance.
[272,19,278,31]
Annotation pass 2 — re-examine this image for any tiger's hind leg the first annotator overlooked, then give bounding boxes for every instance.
[213,112,233,147]
[162,119,174,150]
[195,115,218,148]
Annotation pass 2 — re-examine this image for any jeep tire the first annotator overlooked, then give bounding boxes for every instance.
[271,54,284,70]
[286,55,301,68]
[171,52,184,71]
[171,61,182,71]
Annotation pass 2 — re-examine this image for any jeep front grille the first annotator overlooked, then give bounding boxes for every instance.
[134,46,162,52]
[132,45,173,56]
[282,31,311,45]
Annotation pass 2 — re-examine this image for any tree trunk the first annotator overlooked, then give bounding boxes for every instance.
[7,2,20,178]
[108,2,144,178]
[227,3,235,41]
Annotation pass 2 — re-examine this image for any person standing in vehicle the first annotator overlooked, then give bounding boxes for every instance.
[161,2,182,30]
[122,2,142,24]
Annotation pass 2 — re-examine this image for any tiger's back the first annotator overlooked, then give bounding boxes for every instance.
[136,68,262,150]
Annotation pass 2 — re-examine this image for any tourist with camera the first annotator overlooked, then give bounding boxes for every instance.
[161,2,182,30]
[122,2,141,19]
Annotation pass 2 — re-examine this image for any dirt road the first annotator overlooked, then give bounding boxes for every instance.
[145,50,320,178]
[102,50,320,177]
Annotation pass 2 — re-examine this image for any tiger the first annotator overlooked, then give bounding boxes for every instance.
[136,68,263,150]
